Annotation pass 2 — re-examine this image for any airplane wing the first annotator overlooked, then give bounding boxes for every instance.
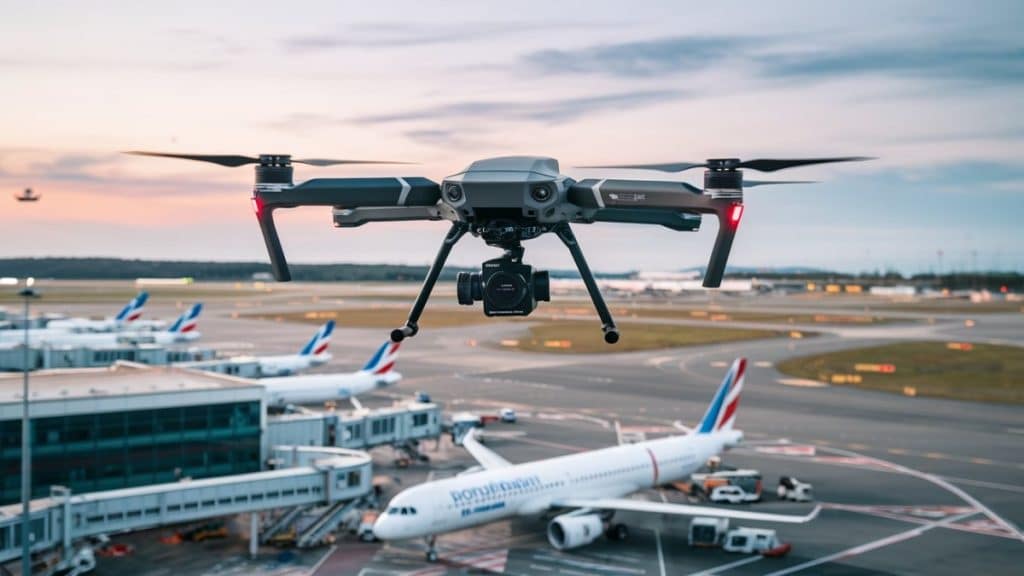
[551,498,820,524]
[462,428,512,469]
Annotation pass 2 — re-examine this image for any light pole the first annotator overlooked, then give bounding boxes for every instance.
[19,277,39,576]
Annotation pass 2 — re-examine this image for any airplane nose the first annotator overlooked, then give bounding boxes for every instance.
[372,516,393,540]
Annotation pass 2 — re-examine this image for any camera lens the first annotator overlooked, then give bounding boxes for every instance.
[456,272,482,305]
[484,271,527,309]
[444,184,464,202]
[530,185,553,203]
[533,270,550,302]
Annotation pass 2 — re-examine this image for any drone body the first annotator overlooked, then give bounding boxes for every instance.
[127,150,870,344]
[14,188,40,202]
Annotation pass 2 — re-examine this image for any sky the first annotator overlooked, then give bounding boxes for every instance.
[1,0,1022,274]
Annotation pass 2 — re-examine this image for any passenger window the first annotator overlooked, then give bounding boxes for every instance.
[400,508,408,515]
[410,507,417,515]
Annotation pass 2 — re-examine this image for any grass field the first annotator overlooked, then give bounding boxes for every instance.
[776,342,1024,403]
[615,306,897,325]
[245,307,500,328]
[508,321,783,353]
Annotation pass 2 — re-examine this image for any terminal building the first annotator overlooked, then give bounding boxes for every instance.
[0,362,441,505]
[0,343,216,372]
[0,361,442,569]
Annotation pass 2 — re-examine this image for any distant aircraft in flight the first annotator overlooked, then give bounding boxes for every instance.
[14,188,40,202]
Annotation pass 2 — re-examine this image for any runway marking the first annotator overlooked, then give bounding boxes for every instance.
[847,443,870,450]
[924,452,948,460]
[529,564,555,572]
[777,378,829,388]
[887,448,908,455]
[532,552,646,574]
[655,529,667,576]
[943,475,1024,495]
[710,360,729,367]
[763,510,979,576]
[754,360,773,367]
[686,554,763,575]
[820,446,1024,543]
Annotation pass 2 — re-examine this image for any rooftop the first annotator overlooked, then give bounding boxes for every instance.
[0,361,260,405]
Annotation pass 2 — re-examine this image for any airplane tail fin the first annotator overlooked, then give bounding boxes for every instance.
[115,292,149,323]
[361,340,400,375]
[696,358,746,434]
[299,320,335,356]
[167,303,203,334]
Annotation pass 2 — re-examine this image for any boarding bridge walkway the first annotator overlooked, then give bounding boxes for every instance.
[0,446,371,567]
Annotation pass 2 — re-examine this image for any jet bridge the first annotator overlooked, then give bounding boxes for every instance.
[0,446,371,567]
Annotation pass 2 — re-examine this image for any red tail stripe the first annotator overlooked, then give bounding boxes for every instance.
[180,323,197,333]
[313,343,329,355]
[127,312,142,321]
[718,396,740,429]
[373,361,395,375]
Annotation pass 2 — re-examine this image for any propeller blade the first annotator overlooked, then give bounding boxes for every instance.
[124,151,260,167]
[743,180,817,188]
[576,162,708,173]
[293,158,417,167]
[737,157,874,173]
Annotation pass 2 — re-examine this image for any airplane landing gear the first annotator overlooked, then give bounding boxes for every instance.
[425,535,438,563]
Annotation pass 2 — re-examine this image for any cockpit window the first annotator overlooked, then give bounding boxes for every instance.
[387,507,398,514]
[400,508,408,515]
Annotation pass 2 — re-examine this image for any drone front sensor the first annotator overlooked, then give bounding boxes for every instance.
[126,152,871,344]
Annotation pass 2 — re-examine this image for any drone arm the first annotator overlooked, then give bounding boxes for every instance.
[553,223,619,344]
[252,177,442,281]
[585,208,702,232]
[568,180,741,288]
[391,222,470,342]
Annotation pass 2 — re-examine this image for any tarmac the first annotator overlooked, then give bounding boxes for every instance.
[22,283,1024,575]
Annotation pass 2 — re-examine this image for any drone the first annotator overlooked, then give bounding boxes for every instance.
[126,151,870,344]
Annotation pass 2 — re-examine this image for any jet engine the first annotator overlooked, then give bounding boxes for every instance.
[546,513,604,550]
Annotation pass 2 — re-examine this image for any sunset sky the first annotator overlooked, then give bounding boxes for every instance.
[2,0,1022,274]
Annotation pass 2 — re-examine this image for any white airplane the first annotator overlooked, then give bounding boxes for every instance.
[260,339,401,406]
[253,320,335,377]
[0,303,202,348]
[373,358,820,562]
[45,292,150,332]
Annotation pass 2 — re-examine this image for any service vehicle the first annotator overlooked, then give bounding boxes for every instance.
[500,408,517,423]
[709,484,759,504]
[777,476,814,502]
[723,527,791,556]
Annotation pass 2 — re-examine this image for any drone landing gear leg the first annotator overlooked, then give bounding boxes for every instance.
[391,222,469,343]
[553,223,619,344]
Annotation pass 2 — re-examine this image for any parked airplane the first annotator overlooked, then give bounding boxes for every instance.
[253,320,334,377]
[373,358,819,562]
[0,303,202,348]
[45,292,150,332]
[260,339,400,406]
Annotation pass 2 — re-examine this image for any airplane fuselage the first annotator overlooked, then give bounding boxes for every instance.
[260,370,400,405]
[374,431,736,540]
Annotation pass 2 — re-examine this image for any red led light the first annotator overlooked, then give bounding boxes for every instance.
[729,204,744,224]
[251,197,263,217]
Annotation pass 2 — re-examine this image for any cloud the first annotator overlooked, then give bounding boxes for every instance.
[283,21,613,51]
[758,41,1024,86]
[523,35,763,77]
[518,33,1024,89]
[349,89,686,125]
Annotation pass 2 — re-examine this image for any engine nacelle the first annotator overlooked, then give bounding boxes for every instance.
[547,513,604,550]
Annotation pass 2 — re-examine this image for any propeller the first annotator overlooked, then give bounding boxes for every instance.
[123,151,414,168]
[577,156,873,173]
[743,180,816,188]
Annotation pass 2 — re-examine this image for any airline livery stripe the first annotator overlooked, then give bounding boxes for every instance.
[314,343,329,355]
[374,361,395,375]
[646,447,660,486]
[718,396,740,429]
[180,323,197,333]
[127,312,142,321]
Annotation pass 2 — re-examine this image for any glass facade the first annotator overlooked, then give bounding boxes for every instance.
[0,401,261,505]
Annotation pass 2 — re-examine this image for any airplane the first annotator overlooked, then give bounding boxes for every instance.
[259,339,400,407]
[0,303,202,348]
[14,188,40,202]
[251,320,334,377]
[45,292,150,332]
[372,358,820,562]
